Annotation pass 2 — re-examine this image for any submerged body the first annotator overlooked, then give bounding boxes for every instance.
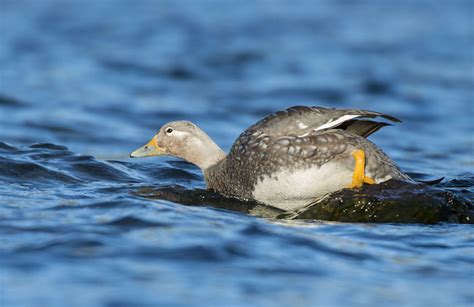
[131,106,411,211]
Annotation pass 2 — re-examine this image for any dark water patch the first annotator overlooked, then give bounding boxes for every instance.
[222,242,251,258]
[85,103,140,118]
[100,59,163,77]
[0,143,138,185]
[63,154,95,162]
[281,234,375,261]
[48,199,138,211]
[0,258,44,272]
[0,94,28,107]
[259,86,346,102]
[0,143,76,164]
[14,239,106,258]
[405,172,445,185]
[281,180,473,224]
[453,256,474,265]
[407,242,453,249]
[0,142,73,157]
[406,171,438,182]
[134,179,473,224]
[116,160,202,183]
[104,300,156,307]
[101,58,198,80]
[0,224,81,234]
[25,144,75,161]
[0,156,82,184]
[27,151,74,161]
[151,167,201,182]
[166,160,200,169]
[399,67,474,90]
[206,50,264,68]
[0,141,21,152]
[24,121,83,135]
[440,176,474,202]
[136,245,235,262]
[103,215,170,228]
[341,228,446,244]
[254,266,324,277]
[348,43,403,55]
[70,160,135,183]
[28,143,69,151]
[91,185,136,195]
[204,50,265,78]
[239,222,275,236]
[163,66,198,80]
[441,175,474,189]
[133,185,283,218]
[362,79,393,95]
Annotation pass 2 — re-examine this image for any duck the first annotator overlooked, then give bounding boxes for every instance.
[130,106,411,211]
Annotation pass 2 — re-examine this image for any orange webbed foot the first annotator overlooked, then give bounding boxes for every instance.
[347,149,375,189]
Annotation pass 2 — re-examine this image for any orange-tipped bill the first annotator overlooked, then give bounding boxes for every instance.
[130,136,166,158]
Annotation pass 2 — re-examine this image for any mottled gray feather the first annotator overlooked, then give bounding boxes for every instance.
[203,106,409,205]
[240,106,401,140]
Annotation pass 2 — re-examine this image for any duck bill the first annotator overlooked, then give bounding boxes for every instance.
[130,136,166,158]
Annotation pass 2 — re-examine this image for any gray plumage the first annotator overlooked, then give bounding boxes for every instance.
[131,106,411,211]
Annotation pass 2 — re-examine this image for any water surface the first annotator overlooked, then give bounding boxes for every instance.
[0,1,473,306]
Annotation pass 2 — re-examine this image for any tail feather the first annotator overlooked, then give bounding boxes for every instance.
[338,120,392,138]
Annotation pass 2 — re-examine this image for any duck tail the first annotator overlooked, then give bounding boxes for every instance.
[340,120,392,138]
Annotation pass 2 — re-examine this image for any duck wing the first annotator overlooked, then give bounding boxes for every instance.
[241,106,401,139]
[229,106,401,161]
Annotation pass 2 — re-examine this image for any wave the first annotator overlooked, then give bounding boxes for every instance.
[0,142,202,187]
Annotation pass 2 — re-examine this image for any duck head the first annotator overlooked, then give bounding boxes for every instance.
[130,121,225,170]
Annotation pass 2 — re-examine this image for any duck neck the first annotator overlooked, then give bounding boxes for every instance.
[186,136,226,171]
[199,143,226,171]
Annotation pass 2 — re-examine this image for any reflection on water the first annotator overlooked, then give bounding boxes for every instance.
[0,1,473,306]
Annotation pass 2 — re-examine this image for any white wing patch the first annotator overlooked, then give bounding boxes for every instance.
[314,114,361,131]
[296,121,308,129]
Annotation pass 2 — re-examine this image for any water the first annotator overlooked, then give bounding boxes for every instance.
[1,0,473,306]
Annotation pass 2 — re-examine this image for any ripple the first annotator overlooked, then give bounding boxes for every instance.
[0,141,20,151]
[282,234,375,261]
[15,239,105,255]
[0,142,141,185]
[136,245,232,262]
[48,199,138,210]
[103,215,170,228]
[0,156,81,184]
[69,160,135,183]
[28,143,69,150]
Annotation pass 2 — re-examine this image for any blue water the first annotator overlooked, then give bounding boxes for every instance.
[1,1,473,306]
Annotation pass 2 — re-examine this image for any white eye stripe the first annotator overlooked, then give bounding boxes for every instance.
[171,130,189,139]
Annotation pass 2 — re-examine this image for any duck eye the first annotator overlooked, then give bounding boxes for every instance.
[166,128,173,134]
